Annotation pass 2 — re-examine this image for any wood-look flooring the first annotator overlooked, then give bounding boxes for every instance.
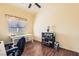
[22,41,79,56]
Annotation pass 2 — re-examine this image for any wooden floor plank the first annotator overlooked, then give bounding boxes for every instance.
[22,41,79,56]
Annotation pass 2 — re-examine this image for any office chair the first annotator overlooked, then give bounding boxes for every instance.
[5,37,26,56]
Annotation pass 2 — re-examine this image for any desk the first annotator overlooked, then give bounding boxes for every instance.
[0,41,6,56]
[9,34,34,46]
[26,34,34,43]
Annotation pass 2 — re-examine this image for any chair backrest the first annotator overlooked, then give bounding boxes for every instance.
[16,37,26,53]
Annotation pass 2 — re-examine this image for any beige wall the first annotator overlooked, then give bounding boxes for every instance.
[0,4,35,43]
[34,4,79,53]
[0,3,79,53]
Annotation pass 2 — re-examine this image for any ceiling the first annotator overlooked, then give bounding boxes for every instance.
[9,3,79,15]
[10,3,46,15]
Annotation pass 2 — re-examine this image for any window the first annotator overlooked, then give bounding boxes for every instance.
[8,16,27,36]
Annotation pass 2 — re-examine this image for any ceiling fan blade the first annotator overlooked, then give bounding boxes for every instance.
[28,3,32,8]
[35,3,41,8]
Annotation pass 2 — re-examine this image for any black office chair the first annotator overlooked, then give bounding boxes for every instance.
[5,37,26,56]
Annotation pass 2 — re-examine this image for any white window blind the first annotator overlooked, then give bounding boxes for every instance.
[8,16,27,35]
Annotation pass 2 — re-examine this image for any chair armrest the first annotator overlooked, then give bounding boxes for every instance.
[6,47,18,52]
[6,47,20,56]
[5,42,13,50]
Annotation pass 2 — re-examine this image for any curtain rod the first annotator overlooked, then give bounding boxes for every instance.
[5,14,27,21]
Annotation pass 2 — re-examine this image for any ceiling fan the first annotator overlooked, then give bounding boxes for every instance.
[28,3,41,8]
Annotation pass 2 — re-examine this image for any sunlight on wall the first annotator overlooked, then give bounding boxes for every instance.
[0,4,35,43]
[34,4,79,53]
